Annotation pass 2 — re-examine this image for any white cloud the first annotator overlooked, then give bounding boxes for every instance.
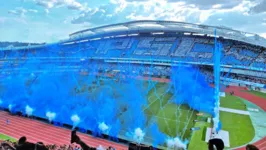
[45,9,50,14]
[260,33,266,38]
[249,0,266,14]
[3,0,266,43]
[212,4,222,9]
[28,9,38,13]
[35,0,85,10]
[110,0,128,13]
[35,0,54,8]
[8,10,18,15]
[199,10,213,23]
[128,0,245,10]
[8,7,37,17]
[66,0,83,10]
[68,0,266,38]
[71,0,203,25]
[71,5,117,24]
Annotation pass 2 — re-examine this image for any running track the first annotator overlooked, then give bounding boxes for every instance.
[0,111,128,150]
[225,86,266,150]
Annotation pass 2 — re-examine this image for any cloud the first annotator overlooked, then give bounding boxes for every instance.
[260,33,266,38]
[66,0,83,10]
[249,0,266,14]
[180,0,244,9]
[71,0,201,25]
[35,0,84,10]
[203,9,266,34]
[8,10,19,15]
[110,0,128,13]
[8,7,37,16]
[68,0,266,39]
[70,0,257,26]
[28,9,38,13]
[2,0,266,43]
[45,9,50,14]
[126,0,244,9]
[71,5,119,24]
[35,0,54,8]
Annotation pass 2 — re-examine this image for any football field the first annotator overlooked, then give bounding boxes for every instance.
[84,77,197,145]
[78,75,255,149]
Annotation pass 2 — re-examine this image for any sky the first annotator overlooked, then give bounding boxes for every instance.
[0,0,266,43]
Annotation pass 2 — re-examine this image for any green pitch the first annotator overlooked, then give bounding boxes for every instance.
[143,82,197,141]
[220,94,247,110]
[188,94,255,150]
[220,111,255,148]
[0,134,16,142]
[188,115,212,150]
[77,76,255,149]
[82,77,198,143]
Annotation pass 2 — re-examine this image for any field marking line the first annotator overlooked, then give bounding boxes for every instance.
[146,114,188,123]
[219,107,250,115]
[181,109,195,139]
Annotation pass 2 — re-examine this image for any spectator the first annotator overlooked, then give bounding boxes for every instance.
[15,136,48,150]
[208,138,224,150]
[0,140,15,150]
[246,144,259,150]
[18,136,27,145]
[71,130,92,150]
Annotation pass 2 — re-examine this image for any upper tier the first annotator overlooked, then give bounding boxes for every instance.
[68,20,266,48]
[0,35,265,71]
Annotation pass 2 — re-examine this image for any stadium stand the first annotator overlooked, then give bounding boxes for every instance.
[0,20,265,150]
[1,35,264,70]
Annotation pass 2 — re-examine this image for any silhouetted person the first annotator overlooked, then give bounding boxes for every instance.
[18,136,27,145]
[246,144,259,150]
[208,138,224,150]
[0,141,15,150]
[71,130,92,150]
[16,136,48,150]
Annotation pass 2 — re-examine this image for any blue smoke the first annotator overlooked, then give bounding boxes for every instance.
[0,58,215,148]
[171,65,215,115]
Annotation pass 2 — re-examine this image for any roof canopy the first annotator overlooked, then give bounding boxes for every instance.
[69,20,266,48]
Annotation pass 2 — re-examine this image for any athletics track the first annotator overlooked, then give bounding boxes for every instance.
[0,111,128,150]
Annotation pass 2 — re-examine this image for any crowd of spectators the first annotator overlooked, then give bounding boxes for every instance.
[0,139,81,150]
[0,135,260,150]
[0,133,117,150]
[1,36,265,70]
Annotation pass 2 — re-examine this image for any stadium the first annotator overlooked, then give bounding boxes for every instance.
[0,20,266,150]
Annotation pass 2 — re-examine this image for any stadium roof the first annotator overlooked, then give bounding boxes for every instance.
[68,20,266,48]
